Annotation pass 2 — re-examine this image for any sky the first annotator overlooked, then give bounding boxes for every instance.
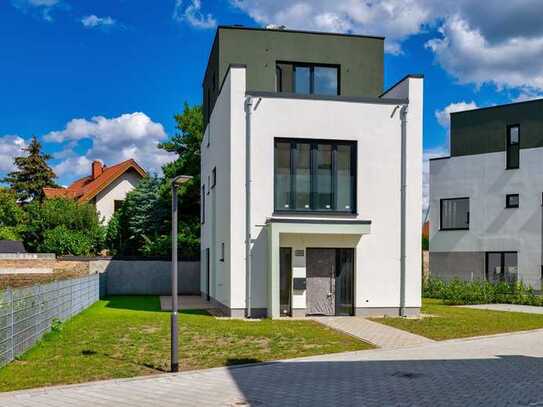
[1,0,543,211]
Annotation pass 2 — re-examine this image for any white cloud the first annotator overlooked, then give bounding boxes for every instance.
[230,0,435,54]
[11,0,62,21]
[173,0,217,29]
[44,113,176,178]
[231,1,543,90]
[435,101,478,129]
[81,15,116,28]
[0,135,27,173]
[423,146,449,215]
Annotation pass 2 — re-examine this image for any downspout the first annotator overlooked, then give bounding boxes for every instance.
[400,104,408,317]
[244,96,253,318]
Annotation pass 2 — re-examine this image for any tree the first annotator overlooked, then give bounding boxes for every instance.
[3,136,57,202]
[22,198,104,255]
[0,188,26,240]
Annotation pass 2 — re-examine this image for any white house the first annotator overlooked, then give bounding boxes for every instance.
[201,25,423,318]
[44,159,146,223]
[430,98,543,289]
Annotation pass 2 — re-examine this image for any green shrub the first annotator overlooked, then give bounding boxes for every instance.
[424,277,543,306]
[0,226,20,240]
[23,198,104,254]
[40,225,93,256]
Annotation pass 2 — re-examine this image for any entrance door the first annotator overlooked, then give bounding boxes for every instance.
[486,252,518,284]
[279,248,292,316]
[307,249,336,315]
[335,249,354,316]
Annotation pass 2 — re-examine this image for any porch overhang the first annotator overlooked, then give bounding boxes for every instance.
[266,217,371,318]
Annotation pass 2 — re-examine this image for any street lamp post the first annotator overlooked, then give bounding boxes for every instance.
[170,175,192,373]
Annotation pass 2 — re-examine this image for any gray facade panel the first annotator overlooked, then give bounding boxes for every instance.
[450,98,543,157]
[429,252,486,282]
[203,26,384,125]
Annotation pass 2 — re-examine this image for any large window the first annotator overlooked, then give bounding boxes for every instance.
[506,124,520,169]
[486,252,518,284]
[276,62,339,96]
[274,139,356,213]
[440,198,469,230]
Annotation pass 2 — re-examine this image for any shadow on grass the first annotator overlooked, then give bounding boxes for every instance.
[104,297,212,317]
[104,296,162,312]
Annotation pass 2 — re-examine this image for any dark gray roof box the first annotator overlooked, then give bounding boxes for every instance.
[0,240,26,253]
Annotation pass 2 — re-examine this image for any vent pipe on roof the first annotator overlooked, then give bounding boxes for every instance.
[265,24,286,30]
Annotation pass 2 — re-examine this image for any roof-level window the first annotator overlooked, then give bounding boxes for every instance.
[276,62,339,96]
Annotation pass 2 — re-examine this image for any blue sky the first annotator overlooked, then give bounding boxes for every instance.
[1,0,543,207]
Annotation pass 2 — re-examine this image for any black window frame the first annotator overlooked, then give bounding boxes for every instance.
[276,61,340,96]
[485,251,518,284]
[505,193,519,208]
[506,124,520,170]
[211,167,216,188]
[440,197,470,231]
[274,138,357,214]
[201,184,205,224]
[113,199,124,213]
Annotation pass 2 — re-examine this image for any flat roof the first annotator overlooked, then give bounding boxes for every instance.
[451,97,543,116]
[217,25,385,40]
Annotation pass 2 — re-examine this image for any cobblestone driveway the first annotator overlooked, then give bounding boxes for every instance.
[2,329,543,406]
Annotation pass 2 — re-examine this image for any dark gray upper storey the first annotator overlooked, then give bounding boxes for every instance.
[202,25,385,126]
[449,98,543,157]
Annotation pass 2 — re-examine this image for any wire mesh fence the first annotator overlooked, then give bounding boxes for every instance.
[0,274,99,368]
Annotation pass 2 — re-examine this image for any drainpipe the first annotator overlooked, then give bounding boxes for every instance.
[399,104,408,317]
[245,96,253,318]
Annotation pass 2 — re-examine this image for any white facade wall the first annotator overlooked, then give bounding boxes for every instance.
[202,67,423,315]
[94,171,141,223]
[430,148,543,288]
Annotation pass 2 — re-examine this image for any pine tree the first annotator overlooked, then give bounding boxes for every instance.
[3,136,57,202]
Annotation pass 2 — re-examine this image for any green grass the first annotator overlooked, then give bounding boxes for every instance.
[372,298,543,340]
[0,296,372,392]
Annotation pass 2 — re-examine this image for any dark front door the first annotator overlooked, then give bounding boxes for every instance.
[307,248,336,315]
[335,248,355,316]
[280,248,292,316]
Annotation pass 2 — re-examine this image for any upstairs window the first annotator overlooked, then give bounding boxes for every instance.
[113,200,124,213]
[276,62,339,96]
[506,125,520,169]
[506,194,519,208]
[201,185,205,224]
[274,139,356,213]
[440,198,469,230]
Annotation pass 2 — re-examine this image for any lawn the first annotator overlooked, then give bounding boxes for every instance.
[372,298,543,340]
[0,296,372,392]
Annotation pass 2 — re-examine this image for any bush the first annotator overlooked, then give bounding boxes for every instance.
[423,277,543,306]
[0,226,20,241]
[22,198,104,255]
[40,225,94,256]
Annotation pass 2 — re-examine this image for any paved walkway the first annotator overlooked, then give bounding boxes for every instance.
[460,303,543,314]
[159,295,214,311]
[311,316,434,349]
[3,329,543,406]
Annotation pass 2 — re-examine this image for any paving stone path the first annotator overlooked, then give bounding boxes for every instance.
[3,329,543,406]
[311,316,434,348]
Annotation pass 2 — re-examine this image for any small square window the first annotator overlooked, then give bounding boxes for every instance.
[506,194,519,208]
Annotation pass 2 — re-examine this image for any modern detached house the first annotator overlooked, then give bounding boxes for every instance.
[430,98,543,289]
[201,25,423,318]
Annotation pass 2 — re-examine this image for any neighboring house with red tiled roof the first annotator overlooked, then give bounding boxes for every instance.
[44,159,146,223]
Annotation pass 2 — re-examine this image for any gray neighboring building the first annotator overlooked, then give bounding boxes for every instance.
[430,98,543,288]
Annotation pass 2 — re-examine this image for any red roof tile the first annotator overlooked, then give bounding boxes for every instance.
[43,159,146,202]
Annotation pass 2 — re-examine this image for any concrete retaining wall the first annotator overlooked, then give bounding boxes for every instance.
[85,259,200,297]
